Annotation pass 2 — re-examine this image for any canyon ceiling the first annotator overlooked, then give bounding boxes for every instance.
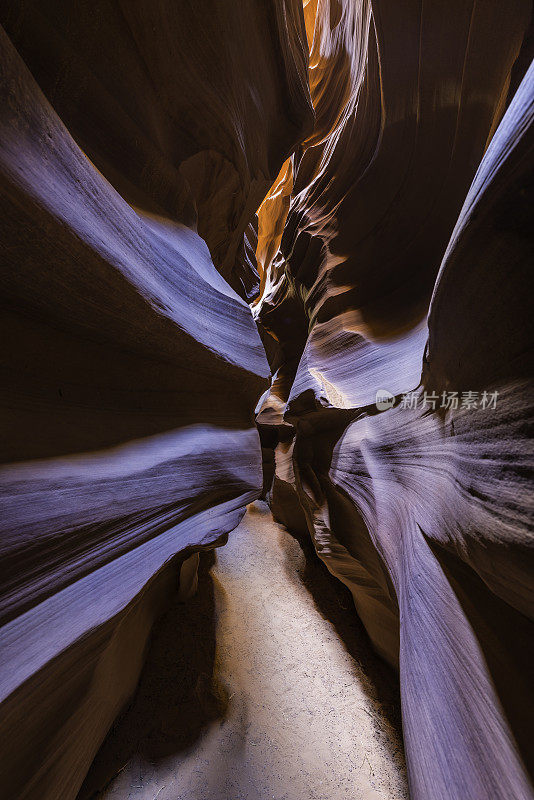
[0,2,533,800]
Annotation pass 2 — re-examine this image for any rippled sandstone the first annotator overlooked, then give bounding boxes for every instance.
[1,2,533,799]
[0,3,312,797]
[255,2,534,799]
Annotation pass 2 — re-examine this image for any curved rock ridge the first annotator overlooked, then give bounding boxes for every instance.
[0,14,275,799]
[1,2,533,800]
[0,0,314,300]
[255,3,534,799]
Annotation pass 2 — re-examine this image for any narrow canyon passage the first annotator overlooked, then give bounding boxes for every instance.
[81,503,408,800]
[1,3,533,798]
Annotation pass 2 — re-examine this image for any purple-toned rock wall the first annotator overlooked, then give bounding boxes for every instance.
[1,2,533,798]
[255,3,534,798]
[0,3,312,796]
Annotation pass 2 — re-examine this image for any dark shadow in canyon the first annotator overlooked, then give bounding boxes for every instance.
[78,551,226,799]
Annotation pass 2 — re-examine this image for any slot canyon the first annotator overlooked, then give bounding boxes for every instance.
[0,2,533,799]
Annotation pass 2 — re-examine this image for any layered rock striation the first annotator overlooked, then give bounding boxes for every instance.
[0,3,313,797]
[1,2,533,800]
[255,2,534,799]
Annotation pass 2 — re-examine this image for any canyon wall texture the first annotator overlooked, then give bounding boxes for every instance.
[1,2,533,800]
[0,3,312,798]
[256,1,534,799]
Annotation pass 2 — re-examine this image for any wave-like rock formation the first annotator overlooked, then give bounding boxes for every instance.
[0,3,314,797]
[255,2,534,799]
[1,1,533,799]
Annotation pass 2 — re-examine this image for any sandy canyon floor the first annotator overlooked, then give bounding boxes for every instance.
[80,502,408,800]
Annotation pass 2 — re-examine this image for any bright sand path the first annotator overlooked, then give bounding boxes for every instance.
[82,502,408,800]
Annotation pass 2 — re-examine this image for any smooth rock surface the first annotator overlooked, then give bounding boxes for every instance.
[1,2,533,799]
[0,0,314,299]
[255,4,534,799]
[0,17,271,799]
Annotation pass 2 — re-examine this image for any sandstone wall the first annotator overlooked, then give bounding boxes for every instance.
[255,2,534,798]
[0,3,313,797]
